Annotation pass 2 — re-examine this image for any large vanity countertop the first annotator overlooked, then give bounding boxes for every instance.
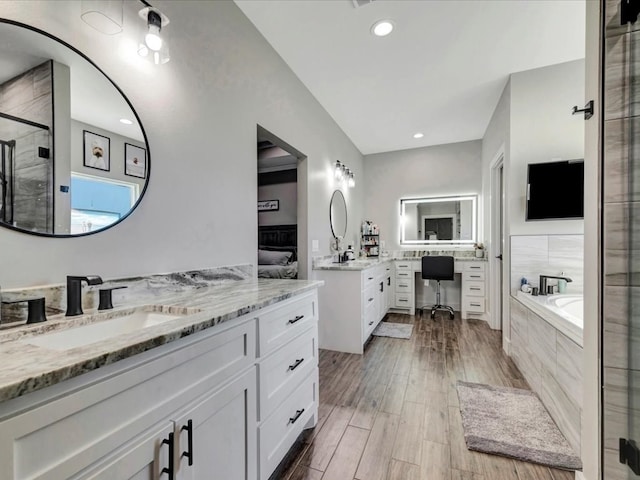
[0,278,322,403]
[313,255,488,271]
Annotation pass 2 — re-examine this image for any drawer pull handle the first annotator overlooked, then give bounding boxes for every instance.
[398,299,408,302]
[288,408,305,425]
[369,297,374,302]
[181,419,194,466]
[470,275,481,278]
[368,321,374,326]
[471,303,481,307]
[470,266,480,269]
[288,358,305,371]
[380,282,384,292]
[288,315,304,324]
[387,278,391,285]
[399,265,408,268]
[161,432,175,479]
[368,277,374,280]
[470,287,481,291]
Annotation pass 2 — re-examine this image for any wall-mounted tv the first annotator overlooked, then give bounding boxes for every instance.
[526,160,584,221]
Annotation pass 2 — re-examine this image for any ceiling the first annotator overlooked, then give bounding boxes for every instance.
[235,0,586,155]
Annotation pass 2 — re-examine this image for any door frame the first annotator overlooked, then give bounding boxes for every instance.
[489,146,505,336]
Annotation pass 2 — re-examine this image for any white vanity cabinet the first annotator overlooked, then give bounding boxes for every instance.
[460,261,487,320]
[315,262,390,354]
[0,288,321,480]
[393,261,415,313]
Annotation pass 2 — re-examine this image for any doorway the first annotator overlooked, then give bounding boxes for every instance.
[490,150,505,334]
[256,126,307,279]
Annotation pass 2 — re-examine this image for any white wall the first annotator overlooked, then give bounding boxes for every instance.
[0,0,363,288]
[363,140,482,252]
[509,59,585,236]
[258,181,297,226]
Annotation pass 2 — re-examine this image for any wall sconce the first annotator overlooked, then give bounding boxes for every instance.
[137,2,170,65]
[334,160,355,188]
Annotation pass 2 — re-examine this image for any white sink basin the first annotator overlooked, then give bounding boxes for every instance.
[22,309,186,351]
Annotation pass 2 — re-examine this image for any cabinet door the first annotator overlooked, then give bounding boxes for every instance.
[72,422,174,480]
[175,368,257,480]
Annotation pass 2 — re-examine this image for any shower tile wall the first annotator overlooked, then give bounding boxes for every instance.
[603,1,640,478]
[0,61,53,233]
[510,234,584,294]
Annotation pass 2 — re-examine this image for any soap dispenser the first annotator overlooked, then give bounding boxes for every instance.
[558,272,567,294]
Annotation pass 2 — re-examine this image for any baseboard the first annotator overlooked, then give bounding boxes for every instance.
[503,336,511,356]
[575,470,586,480]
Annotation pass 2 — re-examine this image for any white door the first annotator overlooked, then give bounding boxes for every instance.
[175,368,257,480]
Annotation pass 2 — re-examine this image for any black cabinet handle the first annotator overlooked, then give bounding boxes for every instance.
[387,277,390,286]
[368,321,374,326]
[368,277,374,280]
[288,315,304,324]
[288,358,304,371]
[161,432,175,479]
[368,297,374,302]
[288,408,305,425]
[181,419,193,466]
[380,282,384,292]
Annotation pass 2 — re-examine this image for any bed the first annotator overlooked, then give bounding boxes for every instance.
[258,224,298,279]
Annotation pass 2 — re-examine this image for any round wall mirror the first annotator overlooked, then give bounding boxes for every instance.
[329,189,347,239]
[0,19,149,237]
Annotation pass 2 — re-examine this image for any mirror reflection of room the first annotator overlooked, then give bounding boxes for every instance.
[0,23,147,236]
[400,195,476,244]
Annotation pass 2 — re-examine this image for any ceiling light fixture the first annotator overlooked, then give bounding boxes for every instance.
[119,118,133,125]
[371,20,394,37]
[413,132,424,139]
[138,1,170,65]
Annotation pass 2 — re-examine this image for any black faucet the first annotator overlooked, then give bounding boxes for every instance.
[66,275,103,316]
[539,274,572,295]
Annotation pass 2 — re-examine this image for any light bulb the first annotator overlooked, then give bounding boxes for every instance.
[348,173,355,188]
[145,24,163,51]
[334,161,343,180]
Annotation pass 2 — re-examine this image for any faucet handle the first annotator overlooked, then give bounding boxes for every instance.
[98,286,127,311]
[2,293,47,324]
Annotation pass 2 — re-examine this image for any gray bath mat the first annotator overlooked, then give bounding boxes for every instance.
[456,381,582,471]
[372,322,413,339]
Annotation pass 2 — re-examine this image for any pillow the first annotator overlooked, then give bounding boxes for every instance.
[259,245,297,262]
[258,249,292,266]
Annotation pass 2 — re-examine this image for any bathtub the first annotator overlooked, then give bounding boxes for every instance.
[515,291,583,346]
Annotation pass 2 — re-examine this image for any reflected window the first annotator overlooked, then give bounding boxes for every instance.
[70,173,138,233]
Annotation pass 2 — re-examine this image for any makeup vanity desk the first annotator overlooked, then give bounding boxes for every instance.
[313,255,488,354]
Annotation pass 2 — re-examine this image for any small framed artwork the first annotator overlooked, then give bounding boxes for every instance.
[124,143,147,178]
[258,200,279,212]
[83,130,110,171]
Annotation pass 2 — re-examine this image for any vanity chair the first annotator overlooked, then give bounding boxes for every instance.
[420,256,455,320]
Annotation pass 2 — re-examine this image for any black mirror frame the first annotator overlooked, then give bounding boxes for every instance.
[329,189,347,239]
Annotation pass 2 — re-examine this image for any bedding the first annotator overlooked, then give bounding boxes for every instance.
[258,261,298,279]
[258,248,292,266]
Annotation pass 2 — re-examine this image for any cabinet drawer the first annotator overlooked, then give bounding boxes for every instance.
[395,261,412,271]
[463,262,486,272]
[364,298,377,332]
[463,297,485,312]
[258,327,317,421]
[258,291,317,357]
[259,370,318,480]
[395,279,412,291]
[395,293,412,308]
[363,269,378,288]
[395,270,412,280]
[463,281,485,297]
[463,271,485,282]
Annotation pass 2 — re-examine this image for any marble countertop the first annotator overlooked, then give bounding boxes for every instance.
[0,278,322,403]
[313,255,488,271]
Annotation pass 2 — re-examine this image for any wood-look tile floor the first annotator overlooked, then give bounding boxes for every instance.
[282,313,576,480]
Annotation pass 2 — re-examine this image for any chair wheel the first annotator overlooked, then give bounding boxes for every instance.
[449,312,454,320]
[430,313,435,320]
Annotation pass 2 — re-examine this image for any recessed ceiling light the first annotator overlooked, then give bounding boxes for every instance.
[119,118,133,125]
[413,132,424,139]
[371,20,394,37]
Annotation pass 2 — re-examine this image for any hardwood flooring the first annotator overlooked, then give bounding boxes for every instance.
[282,313,577,480]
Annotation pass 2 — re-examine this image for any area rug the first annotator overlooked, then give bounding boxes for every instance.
[456,381,582,471]
[372,322,413,339]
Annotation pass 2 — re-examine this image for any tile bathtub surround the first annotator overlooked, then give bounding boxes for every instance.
[510,234,584,294]
[508,297,583,454]
[0,277,322,403]
[1,264,253,325]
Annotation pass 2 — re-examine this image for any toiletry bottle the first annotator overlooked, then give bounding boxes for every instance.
[558,272,567,294]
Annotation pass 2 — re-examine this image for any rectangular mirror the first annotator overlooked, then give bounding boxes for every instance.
[400,195,477,245]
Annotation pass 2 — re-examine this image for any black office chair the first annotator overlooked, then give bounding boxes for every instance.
[420,256,455,320]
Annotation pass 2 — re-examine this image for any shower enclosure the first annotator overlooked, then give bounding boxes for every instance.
[0,113,53,234]
[603,1,640,478]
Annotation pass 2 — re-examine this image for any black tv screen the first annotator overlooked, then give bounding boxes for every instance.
[526,160,584,221]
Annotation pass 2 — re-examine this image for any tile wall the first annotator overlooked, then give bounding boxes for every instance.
[603,1,640,477]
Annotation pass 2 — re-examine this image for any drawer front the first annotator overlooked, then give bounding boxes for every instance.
[258,327,317,421]
[1,319,256,480]
[363,269,378,288]
[463,297,486,312]
[395,269,412,280]
[463,281,485,297]
[364,297,377,332]
[395,279,412,291]
[258,291,317,357]
[395,293,412,308]
[259,370,318,480]
[463,271,485,282]
[395,261,412,272]
[463,262,486,272]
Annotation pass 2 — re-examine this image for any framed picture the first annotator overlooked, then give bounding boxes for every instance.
[258,200,279,212]
[83,130,110,171]
[124,143,147,178]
